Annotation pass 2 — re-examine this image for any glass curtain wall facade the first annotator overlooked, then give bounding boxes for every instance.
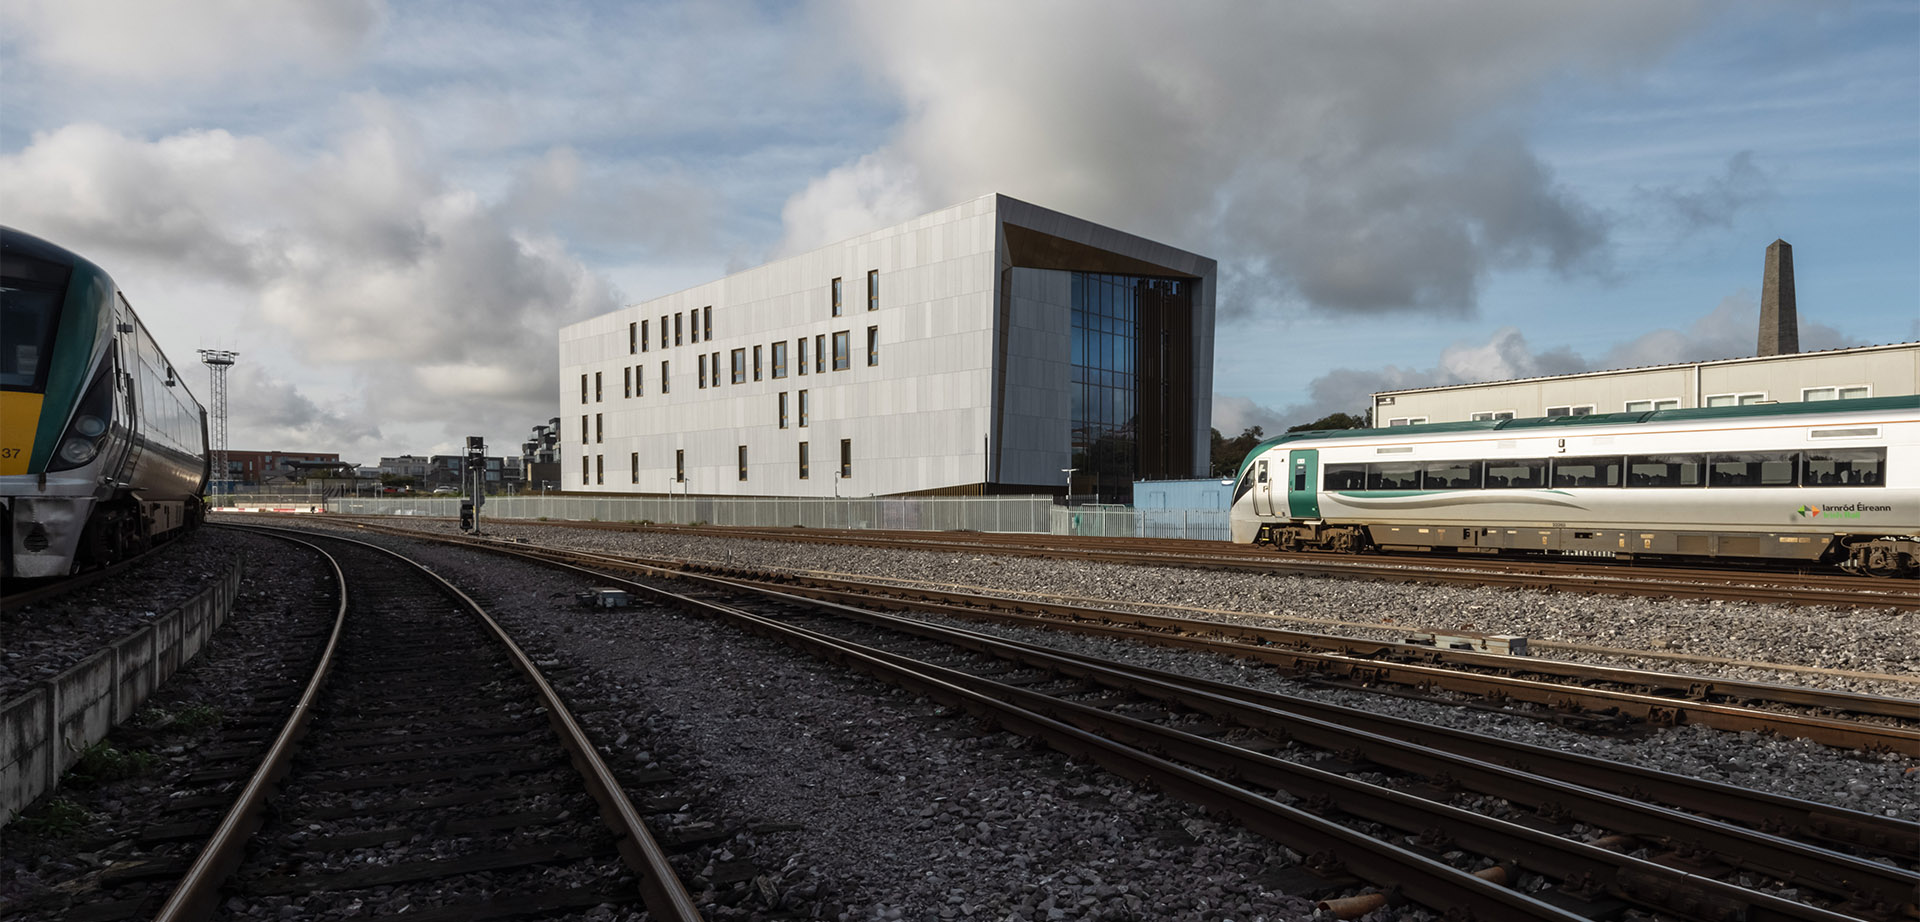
[1070,273,1194,503]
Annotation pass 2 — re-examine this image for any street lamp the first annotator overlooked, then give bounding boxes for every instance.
[1060,467,1077,504]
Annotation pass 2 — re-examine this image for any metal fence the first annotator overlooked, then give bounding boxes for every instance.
[306,494,1233,540]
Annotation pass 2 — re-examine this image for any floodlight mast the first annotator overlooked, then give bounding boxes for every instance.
[198,350,237,496]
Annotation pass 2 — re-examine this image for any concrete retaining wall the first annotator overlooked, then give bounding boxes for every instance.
[1,560,244,826]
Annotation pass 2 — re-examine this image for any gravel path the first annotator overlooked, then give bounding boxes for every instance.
[10,516,1916,921]
[1,528,254,703]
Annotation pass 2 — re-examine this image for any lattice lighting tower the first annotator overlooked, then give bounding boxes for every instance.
[198,350,237,495]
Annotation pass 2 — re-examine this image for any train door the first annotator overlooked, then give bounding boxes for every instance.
[1287,449,1320,519]
[1251,458,1275,516]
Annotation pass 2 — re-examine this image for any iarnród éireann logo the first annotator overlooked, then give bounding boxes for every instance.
[1797,503,1892,519]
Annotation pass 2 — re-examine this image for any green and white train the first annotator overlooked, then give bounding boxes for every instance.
[2,226,209,579]
[1228,396,1918,577]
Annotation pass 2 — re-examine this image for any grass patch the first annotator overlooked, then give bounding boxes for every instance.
[70,741,158,785]
[13,798,95,837]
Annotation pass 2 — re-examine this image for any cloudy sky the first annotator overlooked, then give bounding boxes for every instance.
[3,0,1915,462]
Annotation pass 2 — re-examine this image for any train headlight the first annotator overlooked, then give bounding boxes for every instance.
[73,414,107,437]
[59,437,99,464]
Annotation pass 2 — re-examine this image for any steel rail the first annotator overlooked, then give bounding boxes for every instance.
[536,551,1873,922]
[719,568,1918,720]
[501,554,1593,920]
[386,528,1912,751]
[154,526,703,922]
[151,532,348,922]
[726,590,1917,913]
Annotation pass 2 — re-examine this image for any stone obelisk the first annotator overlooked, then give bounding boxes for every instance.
[1759,239,1798,356]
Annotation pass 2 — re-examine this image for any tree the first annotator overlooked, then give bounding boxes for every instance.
[1212,425,1265,477]
[1286,412,1368,433]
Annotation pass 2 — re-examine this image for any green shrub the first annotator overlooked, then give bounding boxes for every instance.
[70,741,157,784]
[14,798,95,837]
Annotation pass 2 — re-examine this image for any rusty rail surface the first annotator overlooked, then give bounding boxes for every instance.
[152,526,703,922]
[427,533,1896,922]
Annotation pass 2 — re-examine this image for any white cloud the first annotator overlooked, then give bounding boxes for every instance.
[783,0,1707,316]
[0,0,383,83]
[1214,293,1861,433]
[0,108,621,457]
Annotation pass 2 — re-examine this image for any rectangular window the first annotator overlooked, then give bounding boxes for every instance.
[596,454,603,485]
[711,352,720,385]
[674,312,683,346]
[840,438,852,478]
[581,414,588,444]
[629,321,637,354]
[689,309,698,344]
[595,372,603,402]
[661,360,670,394]
[1627,454,1705,488]
[580,374,589,404]
[642,319,650,352]
[1420,460,1482,490]
[631,451,639,484]
[1811,426,1879,440]
[1485,459,1547,489]
[1323,463,1366,491]
[753,344,763,381]
[1545,405,1594,418]
[1708,452,1798,487]
[1803,385,1871,402]
[778,391,789,429]
[1366,462,1420,490]
[1469,410,1514,421]
[594,413,603,443]
[798,338,809,375]
[1624,398,1681,413]
[772,340,788,378]
[1386,417,1426,427]
[832,331,850,370]
[738,445,748,481]
[798,441,809,479]
[1705,392,1766,408]
[798,389,809,427]
[582,456,590,484]
[731,348,746,384]
[1802,448,1885,486]
[831,276,843,316]
[675,448,685,482]
[624,367,632,398]
[660,315,668,349]
[634,364,643,396]
[699,354,708,388]
[815,334,826,373]
[703,305,712,340]
[867,325,879,366]
[867,269,878,311]
[1549,456,1621,488]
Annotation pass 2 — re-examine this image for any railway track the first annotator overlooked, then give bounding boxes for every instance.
[317,514,1920,611]
[283,521,1919,921]
[331,520,1919,753]
[147,529,699,922]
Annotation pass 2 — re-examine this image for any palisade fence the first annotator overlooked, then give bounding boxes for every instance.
[278,494,1231,540]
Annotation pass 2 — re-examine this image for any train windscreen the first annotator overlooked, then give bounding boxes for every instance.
[1,246,72,392]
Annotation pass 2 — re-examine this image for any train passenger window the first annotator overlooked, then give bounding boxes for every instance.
[1293,462,1307,492]
[1256,460,1267,483]
[1708,453,1798,487]
[1484,459,1546,489]
[1322,464,1366,491]
[1367,462,1420,491]
[1550,456,1621,488]
[1802,448,1884,487]
[1627,455,1703,487]
[1419,460,1481,490]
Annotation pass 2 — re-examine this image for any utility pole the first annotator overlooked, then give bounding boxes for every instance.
[198,350,237,496]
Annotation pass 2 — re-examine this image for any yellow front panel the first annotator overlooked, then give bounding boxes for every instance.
[0,391,44,475]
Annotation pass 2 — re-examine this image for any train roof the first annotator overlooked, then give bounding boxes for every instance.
[1234,395,1920,480]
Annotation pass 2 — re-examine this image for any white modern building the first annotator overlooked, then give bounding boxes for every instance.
[558,194,1217,501]
[1372,342,1919,425]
